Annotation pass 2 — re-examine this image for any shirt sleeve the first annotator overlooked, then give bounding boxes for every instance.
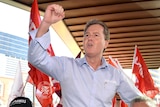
[117,70,143,104]
[29,29,51,50]
[28,29,65,81]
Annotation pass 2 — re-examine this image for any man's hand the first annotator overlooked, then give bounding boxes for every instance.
[43,4,65,26]
[36,4,65,38]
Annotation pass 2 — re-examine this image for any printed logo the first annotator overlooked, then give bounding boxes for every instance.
[37,81,52,99]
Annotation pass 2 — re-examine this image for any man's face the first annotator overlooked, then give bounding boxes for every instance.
[83,24,108,57]
[132,101,150,107]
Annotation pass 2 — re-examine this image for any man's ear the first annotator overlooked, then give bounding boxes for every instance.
[105,40,109,49]
[103,40,109,52]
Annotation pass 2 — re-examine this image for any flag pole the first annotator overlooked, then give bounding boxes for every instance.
[20,77,28,96]
[25,75,35,106]
[33,85,35,107]
[131,45,136,81]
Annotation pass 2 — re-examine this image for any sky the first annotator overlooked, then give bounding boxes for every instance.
[0,2,74,58]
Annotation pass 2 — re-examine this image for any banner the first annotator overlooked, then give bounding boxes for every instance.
[28,0,54,106]
[132,45,159,98]
[7,61,24,106]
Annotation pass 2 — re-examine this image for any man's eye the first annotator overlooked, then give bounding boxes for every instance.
[84,34,88,37]
[95,34,99,37]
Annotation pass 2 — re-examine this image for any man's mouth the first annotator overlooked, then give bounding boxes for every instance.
[87,43,93,47]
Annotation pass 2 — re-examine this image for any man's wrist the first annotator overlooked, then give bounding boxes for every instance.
[116,99,121,101]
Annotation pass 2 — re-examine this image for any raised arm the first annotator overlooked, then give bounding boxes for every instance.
[36,4,65,38]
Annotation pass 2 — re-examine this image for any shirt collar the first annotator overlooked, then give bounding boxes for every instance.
[78,57,109,69]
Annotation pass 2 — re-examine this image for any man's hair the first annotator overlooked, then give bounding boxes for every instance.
[9,96,32,107]
[84,19,110,40]
[130,96,156,107]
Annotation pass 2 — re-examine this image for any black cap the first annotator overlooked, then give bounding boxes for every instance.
[9,97,32,107]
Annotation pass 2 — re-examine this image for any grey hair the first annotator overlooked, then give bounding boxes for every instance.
[84,19,110,40]
[130,96,156,107]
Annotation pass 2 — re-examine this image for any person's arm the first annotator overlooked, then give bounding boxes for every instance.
[116,70,143,104]
[36,4,65,38]
[28,4,65,80]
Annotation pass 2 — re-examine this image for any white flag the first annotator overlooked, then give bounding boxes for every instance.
[7,61,24,106]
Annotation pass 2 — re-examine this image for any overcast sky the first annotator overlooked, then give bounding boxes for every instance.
[0,2,74,57]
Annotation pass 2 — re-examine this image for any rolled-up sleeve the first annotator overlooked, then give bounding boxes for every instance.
[28,29,64,80]
[28,29,51,64]
[29,29,51,49]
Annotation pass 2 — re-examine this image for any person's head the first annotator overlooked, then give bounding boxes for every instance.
[130,96,156,107]
[83,19,110,57]
[9,96,32,107]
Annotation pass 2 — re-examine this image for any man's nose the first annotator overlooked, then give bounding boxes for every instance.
[88,34,94,39]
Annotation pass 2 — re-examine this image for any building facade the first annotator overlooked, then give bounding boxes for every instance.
[0,32,38,106]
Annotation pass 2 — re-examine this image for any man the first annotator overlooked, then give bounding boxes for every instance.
[9,97,32,107]
[130,96,157,107]
[28,4,143,107]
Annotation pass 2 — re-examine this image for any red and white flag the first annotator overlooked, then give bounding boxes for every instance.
[108,56,119,68]
[132,45,159,98]
[7,61,24,106]
[28,0,54,106]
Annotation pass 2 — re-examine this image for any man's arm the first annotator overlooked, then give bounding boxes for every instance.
[36,4,65,38]
[28,4,65,80]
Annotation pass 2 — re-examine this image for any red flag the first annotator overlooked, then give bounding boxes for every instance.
[108,56,128,107]
[108,56,118,68]
[27,75,34,85]
[132,45,159,98]
[51,78,62,107]
[28,0,54,106]
[121,101,128,107]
